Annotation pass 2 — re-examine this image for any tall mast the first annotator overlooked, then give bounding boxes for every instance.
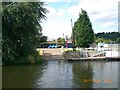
[71,19,75,47]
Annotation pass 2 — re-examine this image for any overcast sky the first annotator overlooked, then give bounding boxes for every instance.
[41,0,119,40]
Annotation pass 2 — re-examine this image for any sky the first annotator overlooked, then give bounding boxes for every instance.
[41,0,119,41]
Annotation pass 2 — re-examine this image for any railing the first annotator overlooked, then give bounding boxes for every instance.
[91,51,106,57]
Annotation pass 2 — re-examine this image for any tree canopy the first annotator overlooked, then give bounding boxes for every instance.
[57,37,65,44]
[73,9,94,48]
[95,32,120,41]
[95,38,112,43]
[116,37,120,43]
[2,2,48,65]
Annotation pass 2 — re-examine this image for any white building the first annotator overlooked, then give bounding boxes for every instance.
[97,42,120,57]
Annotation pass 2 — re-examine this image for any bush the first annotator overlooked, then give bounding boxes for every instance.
[116,37,120,43]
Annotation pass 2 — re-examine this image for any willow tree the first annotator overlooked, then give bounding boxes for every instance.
[2,2,48,65]
[73,9,94,48]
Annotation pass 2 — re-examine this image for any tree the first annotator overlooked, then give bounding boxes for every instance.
[2,2,48,65]
[73,9,94,48]
[39,36,47,43]
[95,38,112,43]
[116,37,120,43]
[57,37,65,44]
[95,32,120,41]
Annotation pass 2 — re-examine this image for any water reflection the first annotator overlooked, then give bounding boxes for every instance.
[36,61,73,88]
[72,61,93,88]
[2,60,118,88]
[92,61,118,88]
[3,65,44,88]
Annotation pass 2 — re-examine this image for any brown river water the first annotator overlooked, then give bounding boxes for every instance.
[2,60,119,88]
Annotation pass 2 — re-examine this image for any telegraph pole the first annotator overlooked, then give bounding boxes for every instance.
[63,33,65,47]
[71,19,75,50]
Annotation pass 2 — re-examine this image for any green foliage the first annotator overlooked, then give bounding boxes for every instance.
[95,38,112,43]
[116,37,120,43]
[2,2,48,65]
[57,37,65,44]
[95,32,120,41]
[73,9,94,48]
[37,35,47,44]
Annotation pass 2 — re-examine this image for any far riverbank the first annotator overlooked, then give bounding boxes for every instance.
[37,48,120,61]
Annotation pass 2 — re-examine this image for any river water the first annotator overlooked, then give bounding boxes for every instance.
[2,60,119,88]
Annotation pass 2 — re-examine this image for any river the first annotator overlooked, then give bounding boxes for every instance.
[2,60,119,88]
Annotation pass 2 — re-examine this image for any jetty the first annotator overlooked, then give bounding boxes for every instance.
[63,47,120,61]
[67,57,120,61]
[67,51,120,61]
